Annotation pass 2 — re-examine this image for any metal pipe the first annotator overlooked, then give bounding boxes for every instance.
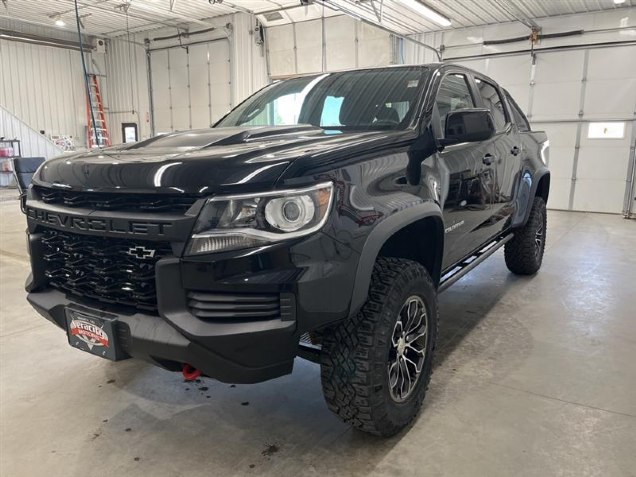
[146,46,155,137]
[624,121,636,218]
[444,25,636,51]
[151,26,218,43]
[530,118,635,124]
[0,29,91,51]
[147,36,230,52]
[445,39,636,62]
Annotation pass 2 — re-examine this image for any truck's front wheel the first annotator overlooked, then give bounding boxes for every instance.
[320,257,438,437]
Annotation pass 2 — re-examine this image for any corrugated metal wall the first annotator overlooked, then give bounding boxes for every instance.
[0,105,64,159]
[101,34,152,143]
[0,38,87,145]
[232,13,269,105]
[102,13,268,142]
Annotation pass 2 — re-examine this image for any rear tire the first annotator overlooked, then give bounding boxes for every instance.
[320,257,438,437]
[505,196,547,275]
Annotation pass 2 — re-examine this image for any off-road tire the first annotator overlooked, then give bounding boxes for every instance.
[505,196,547,275]
[320,257,438,437]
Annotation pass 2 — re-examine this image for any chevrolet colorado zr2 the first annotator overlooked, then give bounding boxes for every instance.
[22,64,549,436]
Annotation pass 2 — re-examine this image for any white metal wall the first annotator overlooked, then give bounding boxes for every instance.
[232,13,270,105]
[103,13,267,139]
[404,9,636,215]
[0,105,64,158]
[0,39,87,144]
[101,35,152,143]
[267,16,393,78]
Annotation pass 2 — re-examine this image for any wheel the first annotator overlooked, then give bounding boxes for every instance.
[504,196,547,275]
[320,257,438,437]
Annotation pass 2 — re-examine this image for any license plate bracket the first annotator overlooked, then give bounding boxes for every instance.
[65,308,123,361]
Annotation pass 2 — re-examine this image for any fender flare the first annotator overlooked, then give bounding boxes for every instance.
[512,167,550,228]
[349,201,443,317]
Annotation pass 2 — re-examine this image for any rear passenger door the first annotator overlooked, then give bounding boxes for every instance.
[473,76,521,235]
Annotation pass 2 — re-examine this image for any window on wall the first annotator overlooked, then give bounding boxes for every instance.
[475,78,507,131]
[587,122,625,139]
[434,74,475,135]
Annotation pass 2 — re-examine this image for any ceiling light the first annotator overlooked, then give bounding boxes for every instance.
[614,0,626,4]
[397,0,451,27]
[55,19,66,27]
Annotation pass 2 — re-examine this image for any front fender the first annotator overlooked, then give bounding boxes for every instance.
[349,201,442,317]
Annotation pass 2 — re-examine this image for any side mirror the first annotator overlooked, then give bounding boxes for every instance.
[439,108,496,146]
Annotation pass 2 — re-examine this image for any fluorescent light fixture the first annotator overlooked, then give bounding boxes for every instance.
[55,19,66,27]
[397,0,451,27]
[614,0,626,4]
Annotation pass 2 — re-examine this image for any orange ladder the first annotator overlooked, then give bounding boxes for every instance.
[85,74,111,148]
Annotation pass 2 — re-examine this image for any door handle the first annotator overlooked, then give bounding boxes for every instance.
[511,146,520,156]
[482,153,494,166]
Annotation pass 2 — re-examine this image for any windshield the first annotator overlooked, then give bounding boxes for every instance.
[216,67,428,131]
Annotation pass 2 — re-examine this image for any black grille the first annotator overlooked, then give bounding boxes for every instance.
[35,187,198,213]
[41,228,172,312]
[187,291,281,320]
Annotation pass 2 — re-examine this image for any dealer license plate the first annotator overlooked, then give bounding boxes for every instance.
[65,308,120,360]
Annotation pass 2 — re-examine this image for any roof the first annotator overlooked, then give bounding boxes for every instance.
[1,0,633,38]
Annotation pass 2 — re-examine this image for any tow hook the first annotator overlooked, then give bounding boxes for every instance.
[182,364,202,381]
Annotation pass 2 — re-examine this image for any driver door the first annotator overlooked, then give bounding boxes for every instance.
[432,72,496,270]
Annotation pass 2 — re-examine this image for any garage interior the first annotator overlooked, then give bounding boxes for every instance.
[1,0,635,475]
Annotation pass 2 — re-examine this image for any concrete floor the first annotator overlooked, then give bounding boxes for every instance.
[0,188,635,477]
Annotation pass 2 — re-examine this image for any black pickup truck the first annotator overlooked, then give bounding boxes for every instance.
[23,64,549,436]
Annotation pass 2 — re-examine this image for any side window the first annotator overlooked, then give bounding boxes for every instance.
[434,74,475,135]
[475,78,507,131]
[506,93,531,132]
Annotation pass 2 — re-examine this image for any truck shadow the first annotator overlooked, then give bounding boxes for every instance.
[85,256,529,477]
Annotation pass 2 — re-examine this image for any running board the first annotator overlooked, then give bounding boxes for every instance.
[438,234,513,293]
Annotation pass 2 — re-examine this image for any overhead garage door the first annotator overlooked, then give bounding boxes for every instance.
[149,40,231,134]
[449,44,636,215]
[267,16,392,78]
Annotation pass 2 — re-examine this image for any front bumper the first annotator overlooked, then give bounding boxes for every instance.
[28,287,296,383]
[26,231,359,384]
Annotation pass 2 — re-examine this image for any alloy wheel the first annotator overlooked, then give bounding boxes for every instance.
[387,296,429,403]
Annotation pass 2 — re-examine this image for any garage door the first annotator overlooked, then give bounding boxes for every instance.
[449,45,636,215]
[149,40,231,134]
[267,16,392,78]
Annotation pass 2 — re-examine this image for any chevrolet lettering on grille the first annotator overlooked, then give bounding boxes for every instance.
[25,207,173,237]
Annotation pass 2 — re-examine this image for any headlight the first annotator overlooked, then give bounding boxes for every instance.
[186,182,334,255]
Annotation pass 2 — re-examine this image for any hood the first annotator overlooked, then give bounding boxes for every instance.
[34,125,412,194]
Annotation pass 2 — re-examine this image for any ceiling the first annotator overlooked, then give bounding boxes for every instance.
[0,0,633,38]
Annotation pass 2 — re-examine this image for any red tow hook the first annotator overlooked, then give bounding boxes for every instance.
[182,364,202,381]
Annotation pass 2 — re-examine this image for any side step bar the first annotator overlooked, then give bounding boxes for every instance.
[438,233,513,293]
[298,332,321,363]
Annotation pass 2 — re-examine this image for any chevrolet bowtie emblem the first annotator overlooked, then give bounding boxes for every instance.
[126,246,156,259]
